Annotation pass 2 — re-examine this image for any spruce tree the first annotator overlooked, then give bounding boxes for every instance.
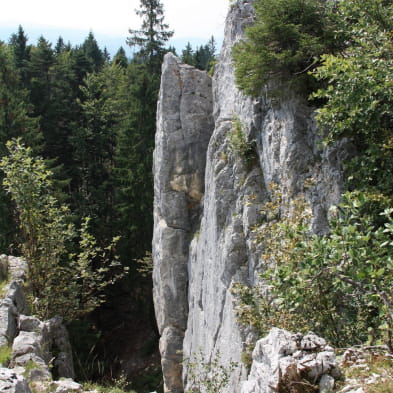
[115,0,173,261]
[0,44,41,251]
[127,0,173,71]
[181,42,195,66]
[82,32,105,72]
[9,26,31,87]
[113,47,128,68]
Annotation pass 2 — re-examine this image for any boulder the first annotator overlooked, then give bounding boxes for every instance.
[241,328,338,393]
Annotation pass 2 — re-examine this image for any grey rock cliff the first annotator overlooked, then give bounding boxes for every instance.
[153,53,214,393]
[153,1,347,392]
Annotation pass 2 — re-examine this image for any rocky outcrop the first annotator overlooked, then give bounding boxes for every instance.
[153,54,214,393]
[0,255,75,391]
[11,315,74,381]
[153,1,348,392]
[241,328,338,393]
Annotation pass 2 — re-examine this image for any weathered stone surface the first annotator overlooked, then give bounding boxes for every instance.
[0,367,31,393]
[45,316,74,379]
[319,374,335,393]
[0,257,29,347]
[12,331,46,359]
[0,257,75,388]
[52,378,82,393]
[153,53,214,393]
[6,256,28,283]
[10,316,74,381]
[0,280,28,348]
[19,315,44,332]
[241,328,338,393]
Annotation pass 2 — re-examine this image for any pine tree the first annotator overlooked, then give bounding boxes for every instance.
[0,43,41,251]
[28,36,54,116]
[71,63,127,243]
[115,0,173,261]
[54,36,67,54]
[113,47,128,68]
[82,32,105,72]
[114,62,158,260]
[127,0,173,71]
[181,42,195,66]
[9,26,31,87]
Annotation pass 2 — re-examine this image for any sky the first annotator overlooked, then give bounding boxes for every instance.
[0,0,229,56]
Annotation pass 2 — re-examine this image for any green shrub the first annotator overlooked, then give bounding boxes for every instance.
[312,0,393,196]
[233,185,393,349]
[0,139,126,321]
[185,350,238,393]
[232,0,338,96]
[0,345,12,366]
[228,117,255,166]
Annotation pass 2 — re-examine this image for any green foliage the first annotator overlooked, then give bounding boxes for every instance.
[136,251,153,278]
[228,117,255,166]
[234,186,393,349]
[342,352,393,393]
[114,61,158,262]
[0,139,124,321]
[127,0,173,71]
[0,345,12,366]
[71,63,127,243]
[232,0,338,96]
[181,36,217,71]
[185,351,238,393]
[0,43,41,251]
[82,380,136,393]
[312,0,393,195]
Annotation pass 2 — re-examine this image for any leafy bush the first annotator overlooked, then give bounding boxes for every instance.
[0,139,125,321]
[233,186,393,349]
[312,0,393,195]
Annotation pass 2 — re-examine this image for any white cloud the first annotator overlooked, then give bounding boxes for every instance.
[1,0,229,39]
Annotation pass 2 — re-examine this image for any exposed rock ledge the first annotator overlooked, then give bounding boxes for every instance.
[0,255,79,393]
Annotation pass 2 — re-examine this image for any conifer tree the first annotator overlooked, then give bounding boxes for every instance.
[113,47,128,68]
[127,0,173,71]
[82,32,106,72]
[9,26,31,86]
[181,42,195,66]
[0,44,41,251]
[115,0,173,261]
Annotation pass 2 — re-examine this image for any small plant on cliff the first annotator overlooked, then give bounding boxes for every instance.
[185,350,238,393]
[0,139,125,320]
[0,344,12,366]
[228,117,255,166]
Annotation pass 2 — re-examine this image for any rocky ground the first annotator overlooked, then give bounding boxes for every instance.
[0,255,98,393]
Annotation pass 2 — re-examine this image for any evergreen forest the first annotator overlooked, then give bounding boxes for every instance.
[0,0,216,389]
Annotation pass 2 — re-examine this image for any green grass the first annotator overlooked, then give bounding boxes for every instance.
[0,344,12,366]
[343,353,393,393]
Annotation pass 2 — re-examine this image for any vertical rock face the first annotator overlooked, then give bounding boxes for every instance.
[153,53,214,393]
[153,1,349,392]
